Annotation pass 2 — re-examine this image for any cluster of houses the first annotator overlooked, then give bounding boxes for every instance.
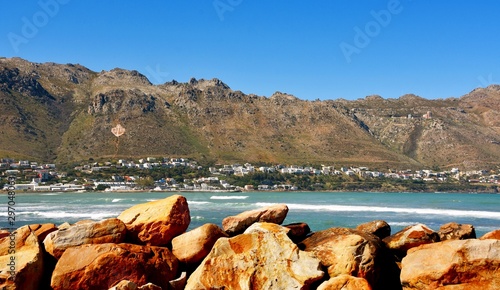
[1,157,499,192]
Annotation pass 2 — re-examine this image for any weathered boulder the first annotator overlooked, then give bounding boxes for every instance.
[438,222,476,240]
[300,227,399,290]
[185,222,324,289]
[118,194,190,245]
[172,223,228,265]
[0,230,10,240]
[29,223,58,243]
[356,220,391,239]
[0,226,44,290]
[317,274,372,290]
[51,243,178,290]
[383,223,439,258]
[284,222,311,242]
[401,239,500,289]
[43,218,127,259]
[480,229,500,240]
[222,204,288,235]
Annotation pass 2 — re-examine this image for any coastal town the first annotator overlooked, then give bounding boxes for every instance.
[1,157,498,193]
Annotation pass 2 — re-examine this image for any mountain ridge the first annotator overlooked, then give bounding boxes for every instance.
[1,57,500,170]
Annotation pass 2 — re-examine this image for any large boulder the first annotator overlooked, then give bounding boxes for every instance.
[480,229,500,240]
[383,223,439,259]
[317,274,372,290]
[172,223,228,265]
[51,243,178,290]
[43,218,127,259]
[185,222,324,289]
[300,227,400,290]
[222,204,288,235]
[118,194,190,245]
[0,226,44,290]
[401,239,500,289]
[356,220,391,239]
[438,222,476,240]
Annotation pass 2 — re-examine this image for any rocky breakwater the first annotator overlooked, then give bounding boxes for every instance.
[0,194,499,289]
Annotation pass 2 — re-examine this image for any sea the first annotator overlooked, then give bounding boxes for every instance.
[3,191,500,237]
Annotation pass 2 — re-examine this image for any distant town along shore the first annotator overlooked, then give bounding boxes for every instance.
[1,157,499,193]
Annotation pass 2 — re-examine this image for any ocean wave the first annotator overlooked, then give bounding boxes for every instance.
[210,196,249,200]
[256,202,500,220]
[20,211,117,219]
[189,201,211,205]
[111,199,122,203]
[40,193,59,196]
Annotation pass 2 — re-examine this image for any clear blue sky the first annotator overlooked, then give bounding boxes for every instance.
[1,1,499,100]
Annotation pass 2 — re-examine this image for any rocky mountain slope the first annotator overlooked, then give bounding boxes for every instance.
[1,57,500,170]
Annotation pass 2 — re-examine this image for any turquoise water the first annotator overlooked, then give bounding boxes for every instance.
[2,191,500,237]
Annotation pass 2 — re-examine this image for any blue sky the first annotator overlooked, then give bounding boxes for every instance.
[1,1,499,101]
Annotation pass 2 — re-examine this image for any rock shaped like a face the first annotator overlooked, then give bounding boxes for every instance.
[222,204,289,235]
[401,239,500,289]
[300,227,388,288]
[0,225,45,290]
[185,222,324,290]
[383,223,439,258]
[51,243,178,290]
[43,218,127,259]
[171,223,228,265]
[118,195,190,245]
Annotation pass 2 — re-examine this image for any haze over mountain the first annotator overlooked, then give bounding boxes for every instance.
[1,57,500,170]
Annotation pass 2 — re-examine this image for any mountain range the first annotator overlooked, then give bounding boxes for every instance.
[1,57,500,170]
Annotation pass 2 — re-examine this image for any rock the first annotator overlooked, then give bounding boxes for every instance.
[401,239,500,289]
[138,283,162,290]
[57,222,71,230]
[169,272,187,290]
[51,243,178,290]
[284,222,311,242]
[383,223,439,258]
[172,223,228,265]
[0,226,44,290]
[356,220,391,239]
[43,218,127,259]
[317,274,372,290]
[0,230,9,239]
[222,204,288,235]
[300,227,400,290]
[29,223,58,243]
[185,222,323,289]
[118,195,190,245]
[480,229,500,240]
[438,222,476,240]
[109,280,137,290]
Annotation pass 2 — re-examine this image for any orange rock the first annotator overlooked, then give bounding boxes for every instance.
[185,222,323,289]
[300,227,399,289]
[0,225,44,290]
[438,222,476,240]
[480,229,500,240]
[51,243,178,290]
[27,223,57,243]
[356,220,391,239]
[383,223,439,258]
[317,274,372,290]
[118,194,190,245]
[222,204,288,235]
[172,223,228,265]
[401,239,500,289]
[43,218,126,259]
